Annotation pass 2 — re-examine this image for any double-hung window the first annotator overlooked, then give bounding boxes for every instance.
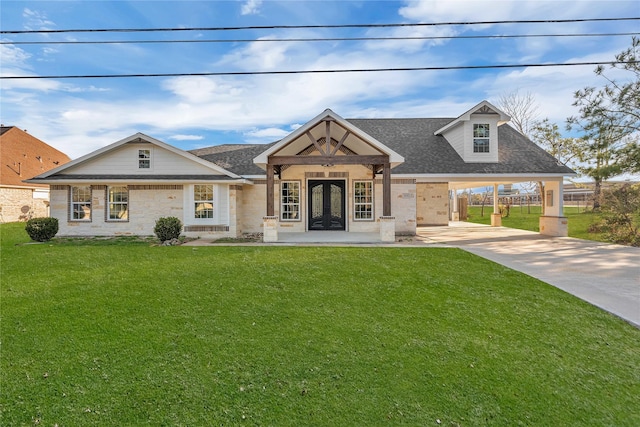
[107,186,129,221]
[281,181,300,220]
[138,149,151,168]
[353,181,373,220]
[194,185,214,219]
[70,186,92,221]
[473,124,490,153]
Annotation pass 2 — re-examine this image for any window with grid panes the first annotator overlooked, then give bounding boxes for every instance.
[107,186,128,221]
[194,185,214,219]
[70,186,92,221]
[281,181,300,220]
[354,181,373,220]
[473,124,490,153]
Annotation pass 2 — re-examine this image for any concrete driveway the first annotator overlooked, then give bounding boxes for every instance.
[417,223,640,328]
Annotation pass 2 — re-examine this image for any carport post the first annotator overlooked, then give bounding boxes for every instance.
[491,183,502,226]
[451,188,460,221]
[539,179,568,236]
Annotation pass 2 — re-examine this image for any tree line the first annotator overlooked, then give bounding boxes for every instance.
[499,37,639,245]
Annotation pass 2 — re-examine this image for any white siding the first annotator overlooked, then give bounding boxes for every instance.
[69,143,218,175]
[466,114,499,163]
[183,184,230,226]
[445,123,465,159]
[440,114,500,163]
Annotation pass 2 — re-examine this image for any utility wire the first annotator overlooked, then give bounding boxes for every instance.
[2,17,639,34]
[2,61,637,80]
[3,32,638,45]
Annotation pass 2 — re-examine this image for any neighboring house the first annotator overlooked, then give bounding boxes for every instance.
[1,126,71,222]
[28,101,575,241]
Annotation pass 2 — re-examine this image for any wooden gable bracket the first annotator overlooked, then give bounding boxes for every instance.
[264,116,392,217]
[306,131,326,155]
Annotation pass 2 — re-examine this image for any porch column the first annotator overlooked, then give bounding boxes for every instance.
[539,179,568,236]
[491,183,502,226]
[266,163,275,216]
[383,162,391,216]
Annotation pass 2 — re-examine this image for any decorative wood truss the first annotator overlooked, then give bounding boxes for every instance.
[266,116,391,217]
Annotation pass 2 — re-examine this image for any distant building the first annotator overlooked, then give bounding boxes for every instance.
[563,181,638,204]
[0,126,71,222]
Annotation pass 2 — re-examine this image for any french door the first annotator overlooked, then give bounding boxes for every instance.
[308,180,346,230]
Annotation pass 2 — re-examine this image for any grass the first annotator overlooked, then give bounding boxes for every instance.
[466,205,609,242]
[2,222,639,426]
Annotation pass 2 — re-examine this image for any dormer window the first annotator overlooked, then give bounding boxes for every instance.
[138,149,151,168]
[473,124,490,153]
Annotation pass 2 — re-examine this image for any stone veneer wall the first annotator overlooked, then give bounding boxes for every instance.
[416,183,449,226]
[51,185,185,236]
[238,165,419,235]
[0,187,50,222]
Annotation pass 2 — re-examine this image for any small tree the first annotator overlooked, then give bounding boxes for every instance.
[154,217,182,242]
[569,37,640,209]
[25,217,59,242]
[595,184,640,246]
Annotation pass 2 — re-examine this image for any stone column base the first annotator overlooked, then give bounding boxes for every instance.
[451,211,460,221]
[263,216,279,242]
[491,213,502,227]
[379,216,396,242]
[539,216,568,237]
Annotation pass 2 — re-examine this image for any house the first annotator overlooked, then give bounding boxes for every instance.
[27,101,575,241]
[1,126,71,222]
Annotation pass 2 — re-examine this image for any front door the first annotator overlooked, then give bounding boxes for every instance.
[308,180,346,230]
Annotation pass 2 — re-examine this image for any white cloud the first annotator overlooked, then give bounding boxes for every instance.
[240,0,262,16]
[0,44,32,67]
[22,8,56,30]
[398,0,615,24]
[243,127,289,142]
[168,134,205,141]
[3,0,636,160]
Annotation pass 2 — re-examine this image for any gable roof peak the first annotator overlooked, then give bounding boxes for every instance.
[32,132,241,179]
[253,108,404,168]
[434,100,511,135]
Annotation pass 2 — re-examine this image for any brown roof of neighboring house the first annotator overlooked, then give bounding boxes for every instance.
[0,126,71,188]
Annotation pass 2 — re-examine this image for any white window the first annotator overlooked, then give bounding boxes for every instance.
[281,181,300,221]
[138,149,151,168]
[353,181,373,220]
[107,186,129,221]
[473,124,490,153]
[70,186,91,221]
[194,184,214,219]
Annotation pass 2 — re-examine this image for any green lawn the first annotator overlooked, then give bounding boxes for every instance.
[2,223,639,426]
[466,206,608,241]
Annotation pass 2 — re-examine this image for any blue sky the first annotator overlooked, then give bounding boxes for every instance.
[1,0,638,161]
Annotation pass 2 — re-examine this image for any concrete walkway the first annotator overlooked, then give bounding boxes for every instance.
[417,223,640,328]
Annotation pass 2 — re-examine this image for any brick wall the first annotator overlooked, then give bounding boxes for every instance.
[416,183,449,226]
[0,187,50,222]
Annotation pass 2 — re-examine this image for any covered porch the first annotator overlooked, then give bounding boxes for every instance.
[253,109,405,243]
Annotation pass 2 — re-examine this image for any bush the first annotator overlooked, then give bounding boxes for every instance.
[154,217,182,242]
[595,184,640,246]
[25,217,59,242]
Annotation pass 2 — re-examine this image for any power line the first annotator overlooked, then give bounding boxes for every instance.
[2,61,637,80]
[2,17,639,34]
[3,32,638,45]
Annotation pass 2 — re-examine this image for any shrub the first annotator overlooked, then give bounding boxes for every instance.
[25,217,59,242]
[154,217,182,242]
[594,184,640,246]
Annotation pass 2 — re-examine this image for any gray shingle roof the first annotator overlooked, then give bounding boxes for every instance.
[38,174,238,181]
[189,119,575,177]
[348,118,575,175]
[189,142,278,176]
